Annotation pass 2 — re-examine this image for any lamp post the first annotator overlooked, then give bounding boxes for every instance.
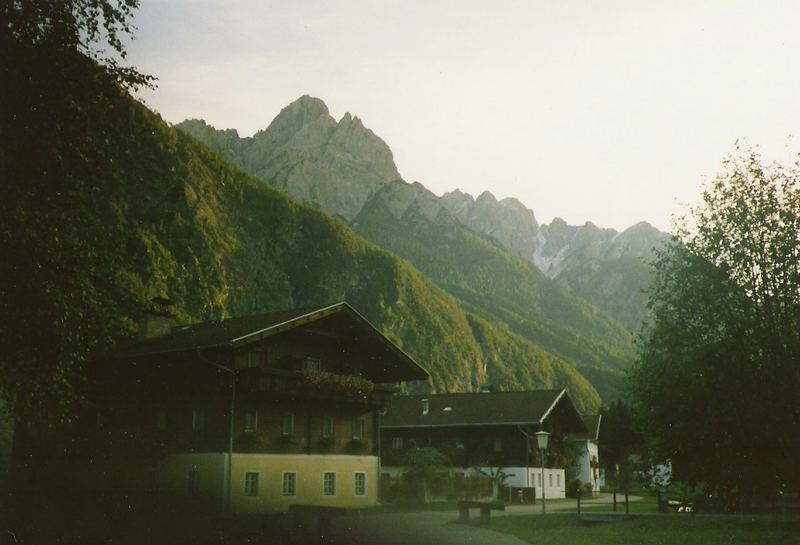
[535,430,550,514]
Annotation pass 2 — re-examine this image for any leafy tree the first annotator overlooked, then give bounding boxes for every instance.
[598,400,644,472]
[402,447,450,503]
[630,144,800,509]
[1,0,154,89]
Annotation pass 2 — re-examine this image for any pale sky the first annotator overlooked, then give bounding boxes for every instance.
[127,0,800,232]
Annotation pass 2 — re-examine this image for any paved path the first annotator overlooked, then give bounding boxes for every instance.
[328,494,643,544]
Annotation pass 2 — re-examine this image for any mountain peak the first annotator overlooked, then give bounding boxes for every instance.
[285,94,330,117]
[477,190,498,203]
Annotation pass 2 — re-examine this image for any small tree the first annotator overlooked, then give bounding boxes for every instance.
[475,464,515,500]
[402,447,450,503]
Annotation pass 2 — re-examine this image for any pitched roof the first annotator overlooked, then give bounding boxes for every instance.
[382,389,586,432]
[113,302,429,381]
[118,306,325,358]
[570,414,602,441]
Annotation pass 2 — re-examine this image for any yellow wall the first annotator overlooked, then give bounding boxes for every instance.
[231,453,379,512]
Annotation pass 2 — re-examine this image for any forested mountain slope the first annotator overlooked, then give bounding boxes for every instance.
[178,99,637,400]
[1,51,601,419]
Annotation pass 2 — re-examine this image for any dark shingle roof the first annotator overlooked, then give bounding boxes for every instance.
[112,302,429,382]
[570,414,602,441]
[117,306,322,358]
[382,390,573,428]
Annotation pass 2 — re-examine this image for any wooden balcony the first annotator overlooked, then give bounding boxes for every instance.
[236,368,395,408]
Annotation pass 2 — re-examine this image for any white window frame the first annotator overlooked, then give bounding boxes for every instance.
[391,437,403,449]
[493,438,502,452]
[282,471,297,497]
[549,474,553,487]
[354,472,367,496]
[244,471,259,496]
[323,471,336,496]
[556,474,561,488]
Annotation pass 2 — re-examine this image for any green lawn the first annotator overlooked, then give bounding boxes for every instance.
[487,513,800,545]
[570,496,660,514]
[359,500,460,515]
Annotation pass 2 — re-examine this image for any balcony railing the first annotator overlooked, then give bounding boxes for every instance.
[237,368,394,406]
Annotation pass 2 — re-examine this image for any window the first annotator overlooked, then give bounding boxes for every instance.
[421,399,429,415]
[322,417,335,438]
[537,474,542,487]
[188,469,200,495]
[354,472,366,496]
[493,439,503,452]
[282,472,296,497]
[455,438,464,450]
[323,472,336,496]
[283,413,294,436]
[244,411,258,433]
[303,357,322,372]
[391,437,403,449]
[549,474,553,487]
[352,418,364,440]
[247,350,262,369]
[156,410,167,431]
[244,472,259,496]
[556,474,561,488]
[192,409,205,433]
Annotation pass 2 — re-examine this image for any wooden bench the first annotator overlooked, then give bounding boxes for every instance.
[457,500,505,524]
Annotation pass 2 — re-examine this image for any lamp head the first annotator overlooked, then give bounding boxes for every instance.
[535,430,550,450]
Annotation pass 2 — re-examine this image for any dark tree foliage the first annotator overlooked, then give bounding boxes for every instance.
[630,144,800,509]
[598,400,644,472]
[1,0,154,89]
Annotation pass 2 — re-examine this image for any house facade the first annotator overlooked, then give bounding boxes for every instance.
[569,414,602,494]
[380,390,588,500]
[91,301,428,512]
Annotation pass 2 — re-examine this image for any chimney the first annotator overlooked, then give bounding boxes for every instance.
[138,297,177,341]
[421,399,429,416]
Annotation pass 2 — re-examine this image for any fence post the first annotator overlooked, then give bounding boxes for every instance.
[577,491,581,516]
[625,490,629,515]
[613,489,617,512]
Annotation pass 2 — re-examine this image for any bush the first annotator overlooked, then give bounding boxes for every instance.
[566,479,594,497]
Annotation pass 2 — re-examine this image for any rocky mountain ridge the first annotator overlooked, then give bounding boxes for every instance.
[179,95,400,221]
[177,95,666,394]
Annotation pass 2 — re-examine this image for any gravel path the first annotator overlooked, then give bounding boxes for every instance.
[327,494,643,544]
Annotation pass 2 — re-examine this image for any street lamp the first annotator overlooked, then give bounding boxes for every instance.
[535,430,550,514]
